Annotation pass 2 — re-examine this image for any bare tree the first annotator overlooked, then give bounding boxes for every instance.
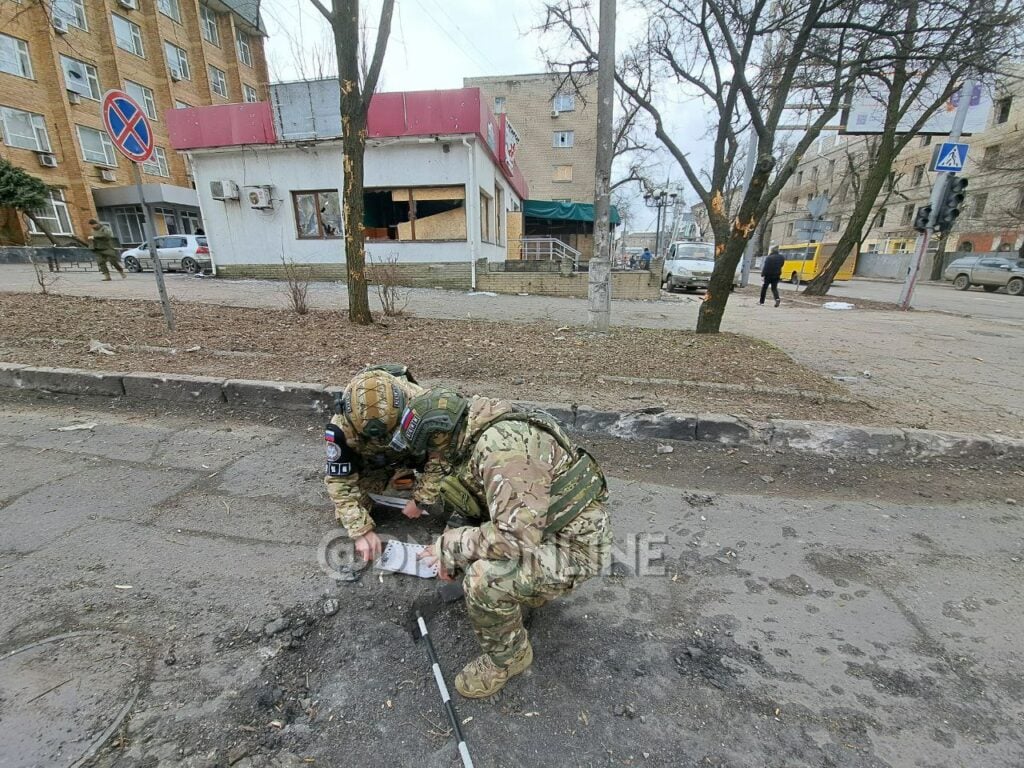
[543,0,867,333]
[310,0,395,325]
[802,0,1023,295]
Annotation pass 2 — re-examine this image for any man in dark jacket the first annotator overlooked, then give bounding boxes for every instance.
[760,245,785,307]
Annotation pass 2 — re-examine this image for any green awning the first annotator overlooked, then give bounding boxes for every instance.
[523,199,621,226]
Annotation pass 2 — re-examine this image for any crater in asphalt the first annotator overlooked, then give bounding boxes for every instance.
[0,631,143,768]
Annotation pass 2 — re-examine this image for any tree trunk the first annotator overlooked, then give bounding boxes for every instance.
[696,237,746,333]
[696,161,773,334]
[802,145,894,295]
[334,1,373,325]
[929,234,949,281]
[341,111,372,324]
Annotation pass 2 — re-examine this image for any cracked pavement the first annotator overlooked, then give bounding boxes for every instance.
[0,392,1021,767]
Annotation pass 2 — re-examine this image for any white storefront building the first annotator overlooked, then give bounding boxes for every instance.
[167,80,528,284]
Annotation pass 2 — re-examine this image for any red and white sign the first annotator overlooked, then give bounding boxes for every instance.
[101,89,154,163]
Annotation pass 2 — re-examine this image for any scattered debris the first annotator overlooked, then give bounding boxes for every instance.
[321,599,340,617]
[656,444,674,454]
[822,302,855,311]
[52,422,98,432]
[264,617,290,637]
[88,339,115,355]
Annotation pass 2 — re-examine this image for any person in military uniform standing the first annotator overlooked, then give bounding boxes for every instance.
[393,388,612,698]
[324,365,444,563]
[87,218,125,281]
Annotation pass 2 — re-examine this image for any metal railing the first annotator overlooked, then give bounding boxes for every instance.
[510,237,582,270]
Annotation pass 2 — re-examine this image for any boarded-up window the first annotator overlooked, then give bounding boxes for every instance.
[293,190,342,239]
[553,164,573,182]
[364,186,466,241]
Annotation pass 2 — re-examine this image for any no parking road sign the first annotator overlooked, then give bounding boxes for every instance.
[98,89,173,330]
[101,89,153,163]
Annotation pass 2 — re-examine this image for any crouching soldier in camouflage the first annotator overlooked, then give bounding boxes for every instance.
[324,365,443,562]
[393,388,612,698]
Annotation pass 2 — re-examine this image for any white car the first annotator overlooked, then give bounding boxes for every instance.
[121,234,212,274]
[661,241,741,291]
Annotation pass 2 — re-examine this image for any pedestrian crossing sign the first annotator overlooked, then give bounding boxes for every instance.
[930,142,968,173]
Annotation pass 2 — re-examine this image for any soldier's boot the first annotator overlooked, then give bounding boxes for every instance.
[455,642,533,699]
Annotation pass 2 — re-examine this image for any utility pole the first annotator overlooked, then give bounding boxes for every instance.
[738,129,759,287]
[588,0,616,332]
[899,81,974,310]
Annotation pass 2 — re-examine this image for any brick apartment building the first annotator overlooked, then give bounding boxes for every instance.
[465,72,597,204]
[0,0,268,247]
[770,74,1024,266]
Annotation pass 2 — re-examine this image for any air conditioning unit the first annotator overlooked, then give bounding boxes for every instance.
[245,185,273,209]
[67,91,81,104]
[210,179,239,200]
[37,153,58,168]
[551,109,559,119]
[52,16,69,34]
[99,168,117,182]
[118,0,138,9]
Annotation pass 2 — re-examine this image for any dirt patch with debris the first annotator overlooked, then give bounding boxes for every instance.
[0,294,869,423]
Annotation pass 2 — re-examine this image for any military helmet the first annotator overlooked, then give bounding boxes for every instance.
[341,369,408,440]
[390,387,468,456]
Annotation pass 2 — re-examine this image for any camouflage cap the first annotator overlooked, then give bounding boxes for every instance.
[341,369,408,440]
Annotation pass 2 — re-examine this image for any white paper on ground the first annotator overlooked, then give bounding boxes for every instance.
[375,540,438,579]
[822,301,855,310]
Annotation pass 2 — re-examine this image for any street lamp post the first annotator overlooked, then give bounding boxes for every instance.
[644,188,678,260]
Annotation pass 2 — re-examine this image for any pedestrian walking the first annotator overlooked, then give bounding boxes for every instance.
[88,219,125,281]
[760,245,785,307]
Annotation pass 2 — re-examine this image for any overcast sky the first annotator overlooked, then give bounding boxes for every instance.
[259,0,698,231]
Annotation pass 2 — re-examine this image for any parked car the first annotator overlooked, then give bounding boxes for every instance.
[121,235,212,274]
[661,241,741,291]
[943,255,1024,295]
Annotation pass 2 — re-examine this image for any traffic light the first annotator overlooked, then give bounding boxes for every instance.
[935,175,968,233]
[912,205,933,233]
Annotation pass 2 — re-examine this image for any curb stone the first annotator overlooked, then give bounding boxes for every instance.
[122,372,227,404]
[8,365,124,397]
[223,379,329,413]
[1,365,1022,461]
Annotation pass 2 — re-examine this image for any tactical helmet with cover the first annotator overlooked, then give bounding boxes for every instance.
[390,387,469,456]
[340,366,410,441]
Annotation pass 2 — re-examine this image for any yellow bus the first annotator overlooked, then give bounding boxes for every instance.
[778,242,858,284]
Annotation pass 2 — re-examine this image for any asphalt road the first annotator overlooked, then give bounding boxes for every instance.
[1,393,1021,767]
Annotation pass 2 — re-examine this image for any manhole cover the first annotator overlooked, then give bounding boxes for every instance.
[0,631,142,767]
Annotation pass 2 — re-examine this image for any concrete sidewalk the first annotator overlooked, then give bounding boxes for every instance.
[2,265,1022,436]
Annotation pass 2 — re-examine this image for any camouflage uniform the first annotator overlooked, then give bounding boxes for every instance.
[323,374,444,540]
[89,224,124,279]
[432,398,612,669]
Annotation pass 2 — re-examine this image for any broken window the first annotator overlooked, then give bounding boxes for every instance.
[292,190,341,239]
[363,186,466,241]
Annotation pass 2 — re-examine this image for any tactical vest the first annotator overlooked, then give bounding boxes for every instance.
[441,409,607,535]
